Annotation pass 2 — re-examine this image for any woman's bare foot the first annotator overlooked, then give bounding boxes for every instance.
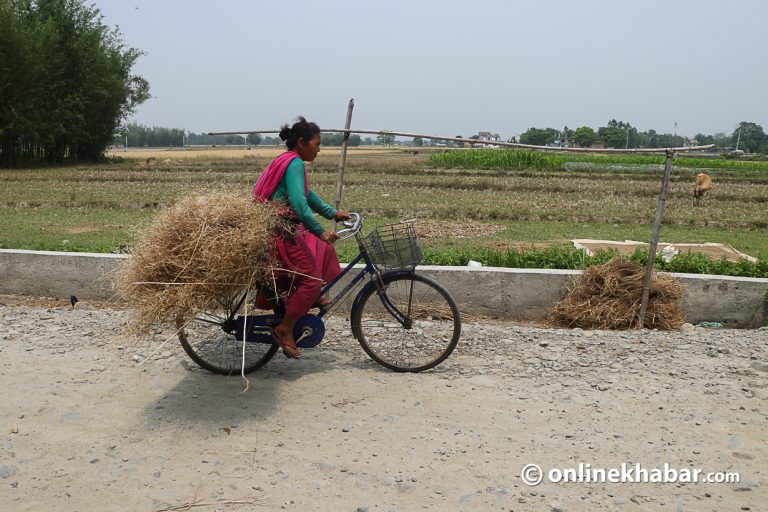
[272,323,301,359]
[313,296,331,309]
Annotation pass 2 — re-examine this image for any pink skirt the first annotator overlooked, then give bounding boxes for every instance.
[259,226,341,318]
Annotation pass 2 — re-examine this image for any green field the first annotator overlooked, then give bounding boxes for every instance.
[1,148,766,273]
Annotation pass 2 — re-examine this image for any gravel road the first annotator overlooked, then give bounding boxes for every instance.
[1,296,766,511]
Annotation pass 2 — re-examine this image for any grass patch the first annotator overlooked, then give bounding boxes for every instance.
[0,207,154,253]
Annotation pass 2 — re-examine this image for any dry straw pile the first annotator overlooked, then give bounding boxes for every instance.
[116,193,289,332]
[413,219,504,239]
[547,258,686,330]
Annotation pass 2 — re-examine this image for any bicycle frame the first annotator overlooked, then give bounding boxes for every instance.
[317,251,372,318]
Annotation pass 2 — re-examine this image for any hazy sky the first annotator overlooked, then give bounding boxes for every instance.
[94,0,766,139]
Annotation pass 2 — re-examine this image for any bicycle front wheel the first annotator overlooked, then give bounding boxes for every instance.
[351,273,461,372]
[177,289,278,375]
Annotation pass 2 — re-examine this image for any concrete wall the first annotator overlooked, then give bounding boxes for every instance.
[0,249,128,301]
[418,266,768,328]
[1,249,766,327]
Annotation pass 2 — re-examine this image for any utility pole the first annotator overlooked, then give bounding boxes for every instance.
[735,122,743,151]
[674,122,677,137]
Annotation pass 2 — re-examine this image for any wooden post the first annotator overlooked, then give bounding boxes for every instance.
[637,149,675,328]
[333,98,354,229]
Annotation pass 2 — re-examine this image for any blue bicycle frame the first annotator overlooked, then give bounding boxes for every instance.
[319,251,411,327]
[232,246,412,348]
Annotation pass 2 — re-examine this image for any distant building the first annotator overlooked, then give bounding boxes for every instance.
[571,140,605,150]
[477,131,501,147]
[477,131,500,141]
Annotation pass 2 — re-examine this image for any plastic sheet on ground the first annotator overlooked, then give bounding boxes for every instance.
[571,239,757,263]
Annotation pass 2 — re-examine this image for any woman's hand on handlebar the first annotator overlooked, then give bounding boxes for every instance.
[334,210,351,222]
[334,212,362,240]
[319,230,340,244]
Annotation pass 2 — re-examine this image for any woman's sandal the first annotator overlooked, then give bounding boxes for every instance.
[270,327,301,359]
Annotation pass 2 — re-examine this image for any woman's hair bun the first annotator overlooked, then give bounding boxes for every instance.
[279,116,320,150]
[278,125,292,141]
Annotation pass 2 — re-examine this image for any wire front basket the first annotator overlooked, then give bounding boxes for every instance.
[360,222,423,271]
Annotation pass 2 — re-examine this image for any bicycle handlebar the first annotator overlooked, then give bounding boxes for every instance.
[336,212,362,241]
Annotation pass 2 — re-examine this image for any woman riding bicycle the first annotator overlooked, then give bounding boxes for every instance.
[252,117,350,359]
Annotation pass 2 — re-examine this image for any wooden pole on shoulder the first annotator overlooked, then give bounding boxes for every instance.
[333,98,354,230]
[637,149,675,328]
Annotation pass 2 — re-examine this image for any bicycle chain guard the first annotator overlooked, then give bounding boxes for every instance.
[233,313,325,348]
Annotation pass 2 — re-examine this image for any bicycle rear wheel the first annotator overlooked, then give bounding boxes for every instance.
[351,273,461,372]
[177,289,278,375]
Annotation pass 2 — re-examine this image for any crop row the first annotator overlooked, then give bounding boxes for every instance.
[428,149,768,171]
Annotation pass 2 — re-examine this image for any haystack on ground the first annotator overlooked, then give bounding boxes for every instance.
[115,193,289,332]
[547,258,686,330]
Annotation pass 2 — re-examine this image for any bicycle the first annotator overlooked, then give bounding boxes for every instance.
[176,213,461,374]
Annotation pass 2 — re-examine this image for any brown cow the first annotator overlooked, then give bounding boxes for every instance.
[693,173,713,206]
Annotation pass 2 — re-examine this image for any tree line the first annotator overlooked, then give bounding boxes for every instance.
[0,0,148,166]
[517,120,767,153]
[114,127,263,148]
[114,127,371,148]
[128,124,765,152]
[117,124,185,148]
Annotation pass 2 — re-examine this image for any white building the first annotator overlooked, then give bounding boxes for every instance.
[477,131,501,148]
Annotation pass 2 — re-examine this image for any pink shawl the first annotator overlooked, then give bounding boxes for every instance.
[251,151,308,201]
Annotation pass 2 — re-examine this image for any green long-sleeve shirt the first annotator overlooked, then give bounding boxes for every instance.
[270,158,336,237]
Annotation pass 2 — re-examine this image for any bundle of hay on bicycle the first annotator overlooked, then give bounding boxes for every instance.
[547,258,686,330]
[115,193,289,332]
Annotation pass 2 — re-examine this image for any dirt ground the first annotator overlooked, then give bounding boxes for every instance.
[1,297,766,511]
